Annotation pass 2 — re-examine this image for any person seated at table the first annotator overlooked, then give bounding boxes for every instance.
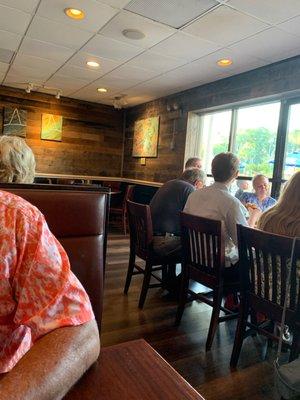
[256,171,300,328]
[239,174,276,212]
[184,153,260,271]
[235,179,250,201]
[0,136,100,400]
[150,168,206,258]
[184,157,202,170]
[257,171,300,236]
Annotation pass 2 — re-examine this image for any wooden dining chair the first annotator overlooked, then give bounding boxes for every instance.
[110,184,135,235]
[124,200,181,308]
[176,212,239,351]
[230,225,300,368]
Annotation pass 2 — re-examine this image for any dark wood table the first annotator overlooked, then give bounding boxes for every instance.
[64,339,205,400]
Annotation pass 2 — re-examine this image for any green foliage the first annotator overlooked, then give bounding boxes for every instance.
[286,129,300,153]
[213,127,277,177]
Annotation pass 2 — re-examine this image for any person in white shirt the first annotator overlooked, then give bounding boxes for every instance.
[184,152,260,268]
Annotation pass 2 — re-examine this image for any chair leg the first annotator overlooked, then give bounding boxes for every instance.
[175,269,189,325]
[124,249,135,294]
[123,211,127,235]
[289,326,300,362]
[161,264,168,289]
[206,289,222,351]
[138,261,152,309]
[230,300,249,368]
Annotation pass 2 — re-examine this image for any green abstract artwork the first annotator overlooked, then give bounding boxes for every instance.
[41,113,63,141]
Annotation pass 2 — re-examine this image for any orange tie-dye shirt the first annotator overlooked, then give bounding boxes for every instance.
[0,190,94,373]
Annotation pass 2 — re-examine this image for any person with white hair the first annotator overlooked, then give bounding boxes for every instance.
[0,136,99,400]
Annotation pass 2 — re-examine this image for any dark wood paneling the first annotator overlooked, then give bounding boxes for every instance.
[123,55,300,183]
[0,86,123,176]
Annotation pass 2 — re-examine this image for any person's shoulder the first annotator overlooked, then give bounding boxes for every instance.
[0,190,42,221]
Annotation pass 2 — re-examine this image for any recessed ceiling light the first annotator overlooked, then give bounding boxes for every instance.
[64,8,85,20]
[97,88,107,93]
[122,29,145,40]
[87,61,100,68]
[217,58,233,67]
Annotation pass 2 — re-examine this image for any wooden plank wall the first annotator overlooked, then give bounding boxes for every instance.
[0,86,124,176]
[123,55,300,183]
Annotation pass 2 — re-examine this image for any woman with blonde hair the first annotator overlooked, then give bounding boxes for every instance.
[0,135,36,183]
[257,171,300,236]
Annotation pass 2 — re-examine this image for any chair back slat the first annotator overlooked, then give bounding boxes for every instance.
[127,200,153,260]
[181,213,225,281]
[237,225,300,320]
[271,253,278,304]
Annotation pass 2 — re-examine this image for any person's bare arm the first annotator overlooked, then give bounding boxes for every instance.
[0,320,100,400]
[248,207,262,228]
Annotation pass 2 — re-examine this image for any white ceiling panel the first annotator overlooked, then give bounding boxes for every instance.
[67,51,120,73]
[82,34,144,61]
[150,32,220,62]
[0,30,22,51]
[58,64,104,81]
[2,76,45,89]
[1,0,300,107]
[7,65,54,80]
[19,38,75,63]
[228,28,300,63]
[27,16,94,49]
[125,0,218,28]
[83,74,139,92]
[278,16,300,37]
[99,9,176,48]
[104,63,159,82]
[227,0,300,25]
[125,50,186,72]
[13,53,62,74]
[0,4,32,35]
[37,0,118,33]
[70,86,114,102]
[183,5,269,46]
[0,48,14,63]
[45,74,90,94]
[0,0,39,14]
[95,0,132,8]
[0,61,9,74]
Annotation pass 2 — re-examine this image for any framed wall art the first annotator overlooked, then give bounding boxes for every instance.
[2,107,27,137]
[132,116,159,157]
[41,113,63,141]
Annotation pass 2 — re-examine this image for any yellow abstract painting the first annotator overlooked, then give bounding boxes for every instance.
[132,116,159,157]
[41,113,63,141]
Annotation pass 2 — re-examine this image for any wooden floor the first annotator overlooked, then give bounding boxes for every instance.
[102,233,278,400]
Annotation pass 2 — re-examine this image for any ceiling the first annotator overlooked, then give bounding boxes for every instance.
[1,0,300,108]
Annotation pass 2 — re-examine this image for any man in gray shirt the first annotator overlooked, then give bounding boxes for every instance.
[184,152,261,267]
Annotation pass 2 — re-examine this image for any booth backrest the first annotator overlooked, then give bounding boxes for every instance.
[0,184,110,331]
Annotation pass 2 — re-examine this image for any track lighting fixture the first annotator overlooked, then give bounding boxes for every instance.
[112,95,127,109]
[25,83,33,94]
[55,90,62,99]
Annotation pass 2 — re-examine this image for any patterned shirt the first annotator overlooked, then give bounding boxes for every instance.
[0,190,94,373]
[240,192,276,212]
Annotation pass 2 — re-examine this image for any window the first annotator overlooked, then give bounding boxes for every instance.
[185,98,293,197]
[233,102,280,178]
[197,110,231,174]
[283,103,300,180]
